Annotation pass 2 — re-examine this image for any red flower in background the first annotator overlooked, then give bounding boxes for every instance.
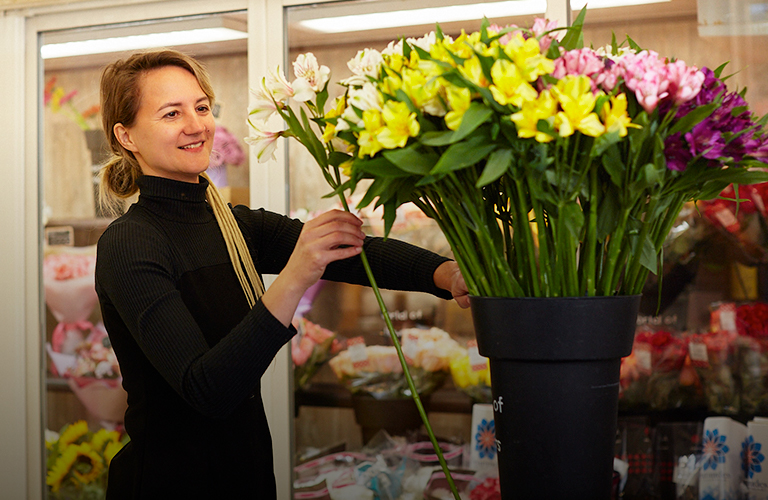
[737,303,768,338]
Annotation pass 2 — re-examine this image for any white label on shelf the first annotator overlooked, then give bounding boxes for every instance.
[636,348,652,373]
[467,340,488,371]
[347,337,369,369]
[720,308,737,332]
[689,342,709,364]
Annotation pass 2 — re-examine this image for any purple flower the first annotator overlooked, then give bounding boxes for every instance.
[686,121,725,160]
[210,125,246,169]
[664,133,693,171]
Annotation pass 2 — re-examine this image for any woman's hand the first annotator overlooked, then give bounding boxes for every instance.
[262,210,365,326]
[433,261,470,308]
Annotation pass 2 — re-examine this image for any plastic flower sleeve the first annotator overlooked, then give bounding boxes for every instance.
[43,246,98,323]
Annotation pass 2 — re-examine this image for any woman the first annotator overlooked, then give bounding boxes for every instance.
[94,49,468,499]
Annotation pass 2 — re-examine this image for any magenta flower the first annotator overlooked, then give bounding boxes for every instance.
[210,125,246,169]
[685,121,725,160]
[664,133,693,171]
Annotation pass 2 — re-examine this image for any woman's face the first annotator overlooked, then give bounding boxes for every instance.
[114,65,215,183]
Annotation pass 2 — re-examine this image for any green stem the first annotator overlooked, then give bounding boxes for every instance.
[513,176,540,297]
[336,194,460,499]
[583,164,598,296]
[599,208,630,296]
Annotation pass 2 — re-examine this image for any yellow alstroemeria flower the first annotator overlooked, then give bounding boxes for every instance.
[377,100,420,150]
[323,96,346,143]
[503,33,555,82]
[601,93,640,137]
[357,108,385,157]
[489,59,539,108]
[429,40,458,67]
[445,84,473,131]
[510,89,558,143]
[458,56,491,88]
[553,75,606,138]
[339,159,354,177]
[447,30,479,60]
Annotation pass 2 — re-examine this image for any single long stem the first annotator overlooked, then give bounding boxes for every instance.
[336,193,460,500]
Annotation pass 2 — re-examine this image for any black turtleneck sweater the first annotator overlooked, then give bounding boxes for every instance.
[94,175,451,499]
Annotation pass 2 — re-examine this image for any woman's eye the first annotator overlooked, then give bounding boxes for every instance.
[165,111,179,118]
[197,105,210,113]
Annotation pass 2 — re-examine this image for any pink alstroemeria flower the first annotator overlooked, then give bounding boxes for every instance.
[665,60,705,105]
[553,48,604,89]
[530,18,559,52]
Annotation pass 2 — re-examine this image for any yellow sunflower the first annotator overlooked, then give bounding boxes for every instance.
[58,420,88,447]
[70,443,104,484]
[90,428,120,452]
[47,445,78,493]
[104,440,123,467]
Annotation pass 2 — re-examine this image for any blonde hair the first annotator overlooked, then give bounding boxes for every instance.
[98,49,263,306]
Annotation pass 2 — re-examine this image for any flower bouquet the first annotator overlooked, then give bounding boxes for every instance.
[291,316,344,390]
[46,420,128,500]
[44,246,98,323]
[735,301,768,413]
[688,331,739,415]
[328,327,459,399]
[642,329,704,410]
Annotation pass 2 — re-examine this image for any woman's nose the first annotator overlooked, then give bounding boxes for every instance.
[184,112,206,135]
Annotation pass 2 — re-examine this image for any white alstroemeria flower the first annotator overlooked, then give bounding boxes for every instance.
[265,66,295,103]
[340,49,383,87]
[245,123,285,163]
[293,53,331,92]
[407,32,437,52]
[381,39,404,57]
[338,82,383,129]
[291,77,315,103]
[249,80,280,121]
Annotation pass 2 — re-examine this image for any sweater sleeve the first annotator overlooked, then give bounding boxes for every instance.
[95,218,294,419]
[233,207,453,300]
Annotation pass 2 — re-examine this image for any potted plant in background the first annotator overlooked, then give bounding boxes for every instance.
[249,8,768,499]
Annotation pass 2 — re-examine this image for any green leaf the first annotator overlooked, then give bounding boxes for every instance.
[382,145,437,175]
[328,151,352,168]
[431,135,497,174]
[561,200,585,240]
[356,155,412,178]
[420,131,456,146]
[560,7,586,51]
[639,234,658,275]
[448,102,495,144]
[601,146,625,187]
[356,177,390,209]
[668,103,718,135]
[477,148,513,187]
[596,187,621,240]
[592,129,622,157]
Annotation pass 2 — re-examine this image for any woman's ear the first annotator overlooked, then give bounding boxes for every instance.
[114,123,138,153]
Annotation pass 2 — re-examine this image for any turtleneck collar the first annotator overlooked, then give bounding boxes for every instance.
[135,175,213,223]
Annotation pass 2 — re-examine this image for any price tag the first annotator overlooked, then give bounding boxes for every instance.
[720,307,737,333]
[467,340,489,371]
[347,337,369,369]
[636,348,652,373]
[689,342,709,368]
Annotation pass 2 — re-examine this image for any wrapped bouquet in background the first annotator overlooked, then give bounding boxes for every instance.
[688,330,739,415]
[292,316,344,390]
[43,246,98,323]
[329,327,460,398]
[449,340,492,403]
[736,302,768,414]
